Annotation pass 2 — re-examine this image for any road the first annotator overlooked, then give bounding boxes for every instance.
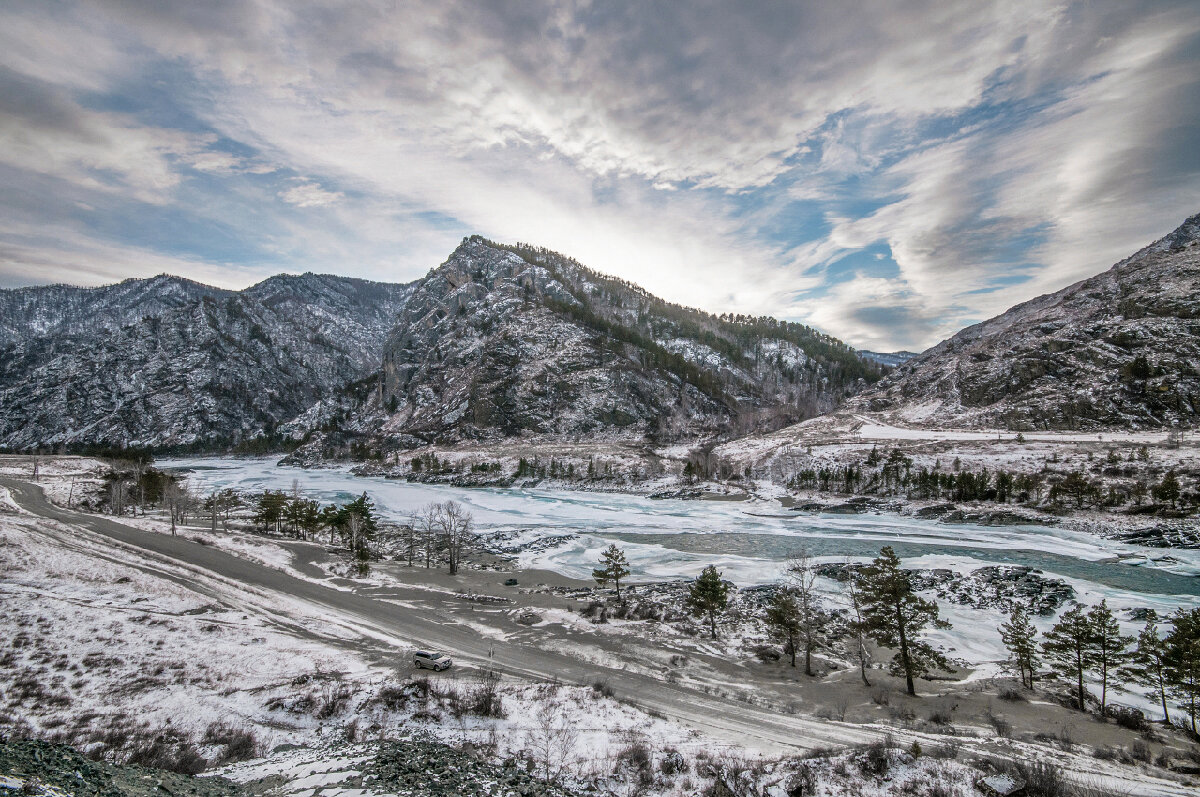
[8,474,1198,796]
[0,475,875,754]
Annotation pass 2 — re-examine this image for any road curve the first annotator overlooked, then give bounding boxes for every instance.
[0,476,874,754]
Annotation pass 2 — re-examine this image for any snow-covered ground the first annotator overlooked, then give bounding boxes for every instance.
[5,464,1200,795]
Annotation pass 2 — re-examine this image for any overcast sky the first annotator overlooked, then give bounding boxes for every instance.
[2,1,1199,351]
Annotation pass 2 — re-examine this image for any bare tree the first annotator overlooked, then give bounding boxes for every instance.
[435,500,474,575]
[107,477,127,516]
[412,504,440,569]
[209,490,222,533]
[785,550,824,676]
[164,481,184,535]
[526,697,579,784]
[131,459,148,514]
[842,562,874,687]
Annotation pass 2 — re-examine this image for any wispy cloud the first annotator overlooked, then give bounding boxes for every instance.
[1,1,1198,350]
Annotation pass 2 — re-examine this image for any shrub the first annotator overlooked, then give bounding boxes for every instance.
[785,763,816,796]
[1108,706,1146,732]
[1006,760,1069,797]
[857,740,891,777]
[466,669,505,718]
[202,723,258,763]
[315,684,353,719]
[660,748,688,775]
[615,740,654,786]
[126,732,206,775]
[591,680,614,699]
[985,710,1012,739]
[998,687,1027,702]
[927,707,953,725]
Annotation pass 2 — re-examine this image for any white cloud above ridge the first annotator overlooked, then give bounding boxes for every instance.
[0,0,1197,351]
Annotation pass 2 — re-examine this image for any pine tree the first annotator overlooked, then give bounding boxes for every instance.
[1088,600,1132,715]
[253,490,289,533]
[855,546,951,696]
[687,565,730,640]
[1164,608,1200,733]
[1154,470,1181,507]
[1042,604,1095,712]
[592,544,632,599]
[999,606,1040,688]
[1125,611,1171,724]
[765,588,802,668]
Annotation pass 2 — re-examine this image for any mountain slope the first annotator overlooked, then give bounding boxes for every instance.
[0,274,414,449]
[853,212,1200,430]
[373,237,883,447]
[0,239,883,452]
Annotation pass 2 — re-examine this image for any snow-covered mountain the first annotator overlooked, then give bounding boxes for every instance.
[0,238,883,451]
[853,212,1200,430]
[858,350,917,368]
[374,237,881,447]
[0,274,415,449]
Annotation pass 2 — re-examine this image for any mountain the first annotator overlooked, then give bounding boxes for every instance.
[367,237,881,448]
[852,212,1200,430]
[0,238,884,452]
[858,350,918,368]
[0,273,414,449]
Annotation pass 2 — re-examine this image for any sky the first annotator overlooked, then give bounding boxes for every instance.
[2,1,1199,352]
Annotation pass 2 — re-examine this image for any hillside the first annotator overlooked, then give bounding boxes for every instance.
[373,236,882,448]
[0,274,414,449]
[852,212,1200,430]
[0,240,883,452]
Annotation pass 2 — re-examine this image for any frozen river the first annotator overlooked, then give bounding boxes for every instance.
[160,455,1199,688]
[163,456,1199,593]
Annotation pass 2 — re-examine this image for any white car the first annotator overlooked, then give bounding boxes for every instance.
[413,650,452,671]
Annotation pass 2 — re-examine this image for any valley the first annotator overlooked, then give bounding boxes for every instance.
[3,457,1200,796]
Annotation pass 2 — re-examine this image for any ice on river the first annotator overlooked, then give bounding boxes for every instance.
[162,456,1198,595]
[162,457,1198,691]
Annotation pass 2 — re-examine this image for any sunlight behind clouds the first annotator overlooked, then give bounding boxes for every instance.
[1,0,1198,350]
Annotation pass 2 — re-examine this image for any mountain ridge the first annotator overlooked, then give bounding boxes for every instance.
[0,239,884,452]
[852,211,1200,430]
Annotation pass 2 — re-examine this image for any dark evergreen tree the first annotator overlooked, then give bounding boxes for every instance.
[765,588,802,668]
[999,606,1040,688]
[687,565,730,640]
[855,546,951,696]
[1042,604,1096,712]
[1088,600,1132,715]
[1125,610,1172,724]
[1154,470,1181,508]
[1164,608,1200,733]
[253,490,288,533]
[592,544,632,599]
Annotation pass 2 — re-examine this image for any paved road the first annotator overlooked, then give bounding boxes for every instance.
[1,476,876,754]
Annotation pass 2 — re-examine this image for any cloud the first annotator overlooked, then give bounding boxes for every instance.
[278,179,344,207]
[0,0,1198,353]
